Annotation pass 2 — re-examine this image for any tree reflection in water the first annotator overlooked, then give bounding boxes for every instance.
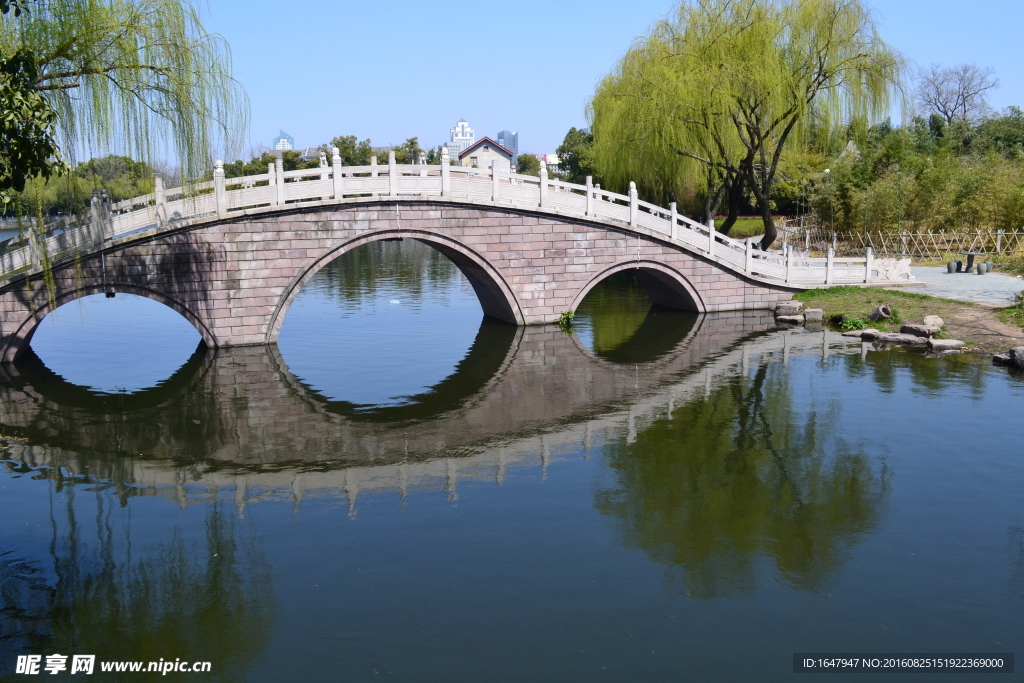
[0,485,274,681]
[596,361,889,598]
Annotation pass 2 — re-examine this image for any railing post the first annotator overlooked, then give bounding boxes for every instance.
[491,160,500,202]
[275,157,285,206]
[539,160,549,208]
[785,244,792,284]
[370,155,378,178]
[388,150,397,197]
[826,246,835,285]
[214,160,227,216]
[419,152,427,177]
[440,147,451,197]
[628,182,637,228]
[154,173,166,227]
[864,246,873,283]
[585,176,593,216]
[267,161,277,205]
[669,201,677,240]
[319,151,329,181]
[745,237,753,273]
[707,215,715,259]
[997,229,1003,254]
[331,146,343,199]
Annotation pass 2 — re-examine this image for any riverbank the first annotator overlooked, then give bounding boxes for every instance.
[792,286,1024,353]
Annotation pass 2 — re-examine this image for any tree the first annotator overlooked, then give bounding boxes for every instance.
[555,127,596,184]
[0,0,63,205]
[916,63,997,125]
[392,137,424,164]
[1,0,248,184]
[516,154,540,176]
[590,0,902,249]
[329,135,373,166]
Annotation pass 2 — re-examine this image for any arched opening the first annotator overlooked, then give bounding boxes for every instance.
[276,238,518,413]
[572,269,701,364]
[18,291,205,394]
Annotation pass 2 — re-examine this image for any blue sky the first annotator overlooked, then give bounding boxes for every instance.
[203,0,1024,157]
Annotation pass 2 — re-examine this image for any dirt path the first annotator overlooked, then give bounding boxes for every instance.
[943,305,1024,354]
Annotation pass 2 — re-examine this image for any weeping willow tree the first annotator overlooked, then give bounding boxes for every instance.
[590,0,902,248]
[0,0,248,194]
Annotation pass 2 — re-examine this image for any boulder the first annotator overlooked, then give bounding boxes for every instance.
[859,328,881,340]
[841,330,866,337]
[875,332,927,346]
[928,339,965,351]
[804,308,824,323]
[1011,346,1024,369]
[774,301,804,316]
[993,353,1013,366]
[776,315,805,324]
[922,315,944,327]
[868,304,893,321]
[900,324,941,338]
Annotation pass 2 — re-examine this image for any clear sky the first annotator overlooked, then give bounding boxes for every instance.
[202,0,1024,158]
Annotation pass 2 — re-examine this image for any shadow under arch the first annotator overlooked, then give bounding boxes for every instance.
[275,319,521,423]
[0,284,218,363]
[266,229,525,345]
[569,261,706,316]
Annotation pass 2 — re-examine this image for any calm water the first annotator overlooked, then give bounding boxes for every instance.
[1,240,1021,682]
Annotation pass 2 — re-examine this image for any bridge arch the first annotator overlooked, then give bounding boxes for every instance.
[569,261,706,315]
[266,228,525,343]
[1,284,218,363]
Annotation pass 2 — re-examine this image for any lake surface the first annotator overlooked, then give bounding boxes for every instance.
[1,240,1021,681]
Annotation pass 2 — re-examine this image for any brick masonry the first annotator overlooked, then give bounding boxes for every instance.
[0,201,796,361]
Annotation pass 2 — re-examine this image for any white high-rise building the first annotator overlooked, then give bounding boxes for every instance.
[445,119,475,157]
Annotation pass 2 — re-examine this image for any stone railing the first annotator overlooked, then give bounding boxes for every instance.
[0,147,911,287]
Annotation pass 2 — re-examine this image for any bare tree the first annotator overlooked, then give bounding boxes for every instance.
[916,64,998,124]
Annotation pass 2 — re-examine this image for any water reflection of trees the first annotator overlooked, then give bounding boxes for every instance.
[596,361,889,598]
[306,240,467,308]
[0,485,275,681]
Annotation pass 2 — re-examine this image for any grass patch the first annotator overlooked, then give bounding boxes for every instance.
[990,255,1024,277]
[723,217,765,239]
[792,286,971,332]
[997,291,1024,330]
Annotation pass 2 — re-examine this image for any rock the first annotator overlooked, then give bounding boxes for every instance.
[875,332,927,346]
[804,308,824,323]
[993,354,1013,366]
[900,324,941,338]
[1011,347,1024,369]
[776,315,805,324]
[868,304,893,321]
[922,315,944,327]
[774,301,804,316]
[841,330,866,337]
[928,339,965,351]
[859,328,881,340]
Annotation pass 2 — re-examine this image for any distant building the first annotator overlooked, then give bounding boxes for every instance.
[496,130,518,164]
[298,147,324,162]
[273,130,294,151]
[530,153,561,173]
[458,137,513,172]
[445,119,475,158]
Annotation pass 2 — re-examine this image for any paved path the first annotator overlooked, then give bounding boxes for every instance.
[898,266,1024,306]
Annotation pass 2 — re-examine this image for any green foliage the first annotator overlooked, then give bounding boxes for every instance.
[1,0,248,182]
[516,154,540,176]
[12,154,153,216]
[330,135,373,166]
[997,291,1024,330]
[555,127,595,185]
[589,0,902,248]
[839,316,868,331]
[556,310,575,332]
[392,137,424,164]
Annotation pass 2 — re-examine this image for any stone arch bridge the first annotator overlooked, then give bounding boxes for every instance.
[0,151,898,362]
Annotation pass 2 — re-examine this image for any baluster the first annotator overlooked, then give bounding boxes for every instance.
[154,174,166,227]
[669,201,677,240]
[491,160,500,202]
[707,216,715,259]
[586,176,593,216]
[745,237,753,273]
[441,147,450,196]
[629,182,637,228]
[388,150,397,197]
[826,246,835,285]
[419,152,427,177]
[331,146,343,199]
[214,160,227,216]
[267,162,277,206]
[539,160,549,208]
[370,155,378,178]
[275,157,285,206]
